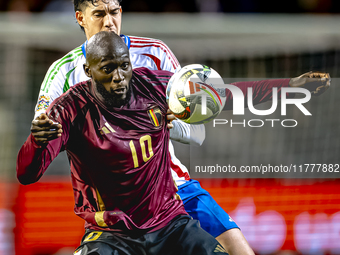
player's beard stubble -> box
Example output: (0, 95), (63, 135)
(96, 81), (131, 108)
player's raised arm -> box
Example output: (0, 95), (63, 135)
(224, 78), (291, 110)
(224, 71), (330, 110)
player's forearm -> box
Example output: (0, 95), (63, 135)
(170, 120), (205, 146)
(16, 134), (53, 185)
(224, 79), (291, 110)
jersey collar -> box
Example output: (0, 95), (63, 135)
(81, 34), (131, 59)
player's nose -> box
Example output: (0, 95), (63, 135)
(103, 14), (114, 28)
(112, 69), (123, 83)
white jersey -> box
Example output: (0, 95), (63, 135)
(34, 35), (205, 185)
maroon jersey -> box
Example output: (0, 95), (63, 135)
(17, 67), (187, 235)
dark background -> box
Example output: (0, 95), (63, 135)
(1, 0), (340, 13)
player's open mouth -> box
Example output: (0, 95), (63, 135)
(113, 88), (126, 94)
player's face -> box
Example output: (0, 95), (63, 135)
(77, 0), (122, 40)
(87, 45), (132, 107)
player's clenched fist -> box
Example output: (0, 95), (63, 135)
(31, 113), (62, 145)
(289, 71), (331, 96)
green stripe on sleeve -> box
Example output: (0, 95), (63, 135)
(43, 51), (83, 93)
(42, 47), (82, 92)
(63, 67), (76, 93)
(42, 47), (82, 91)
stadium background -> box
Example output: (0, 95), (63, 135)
(0, 0), (340, 254)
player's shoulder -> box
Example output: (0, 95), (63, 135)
(47, 81), (95, 125)
(40, 43), (87, 97)
(127, 35), (169, 47)
(49, 81), (89, 112)
(127, 35), (174, 55)
(124, 35), (180, 72)
(133, 67), (174, 79)
(49, 45), (84, 72)
(132, 67), (173, 98)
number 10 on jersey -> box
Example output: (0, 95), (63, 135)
(129, 135), (154, 168)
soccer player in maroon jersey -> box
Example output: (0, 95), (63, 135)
(32, 0), (255, 254)
(17, 31), (229, 255)
(30, 1), (329, 254)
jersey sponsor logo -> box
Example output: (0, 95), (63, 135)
(214, 244), (227, 253)
(36, 95), (51, 112)
(147, 107), (163, 127)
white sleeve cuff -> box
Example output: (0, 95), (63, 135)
(169, 120), (205, 146)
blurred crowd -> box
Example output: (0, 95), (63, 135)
(0, 0), (339, 13)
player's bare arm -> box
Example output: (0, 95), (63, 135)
(31, 113), (62, 145)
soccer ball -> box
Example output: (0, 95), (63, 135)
(167, 64), (226, 125)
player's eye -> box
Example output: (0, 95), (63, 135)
(110, 8), (120, 15)
(93, 12), (104, 17)
(121, 62), (129, 70)
(102, 66), (112, 73)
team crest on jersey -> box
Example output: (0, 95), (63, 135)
(36, 95), (51, 111)
(147, 107), (163, 127)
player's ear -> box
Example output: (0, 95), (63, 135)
(83, 64), (92, 78)
(75, 11), (85, 27)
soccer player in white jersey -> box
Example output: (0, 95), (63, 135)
(32, 0), (254, 254)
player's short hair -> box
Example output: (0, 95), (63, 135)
(86, 31), (127, 64)
(73, 0), (122, 32)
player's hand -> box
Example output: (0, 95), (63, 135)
(166, 109), (176, 129)
(31, 113), (62, 145)
(289, 71), (330, 96)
